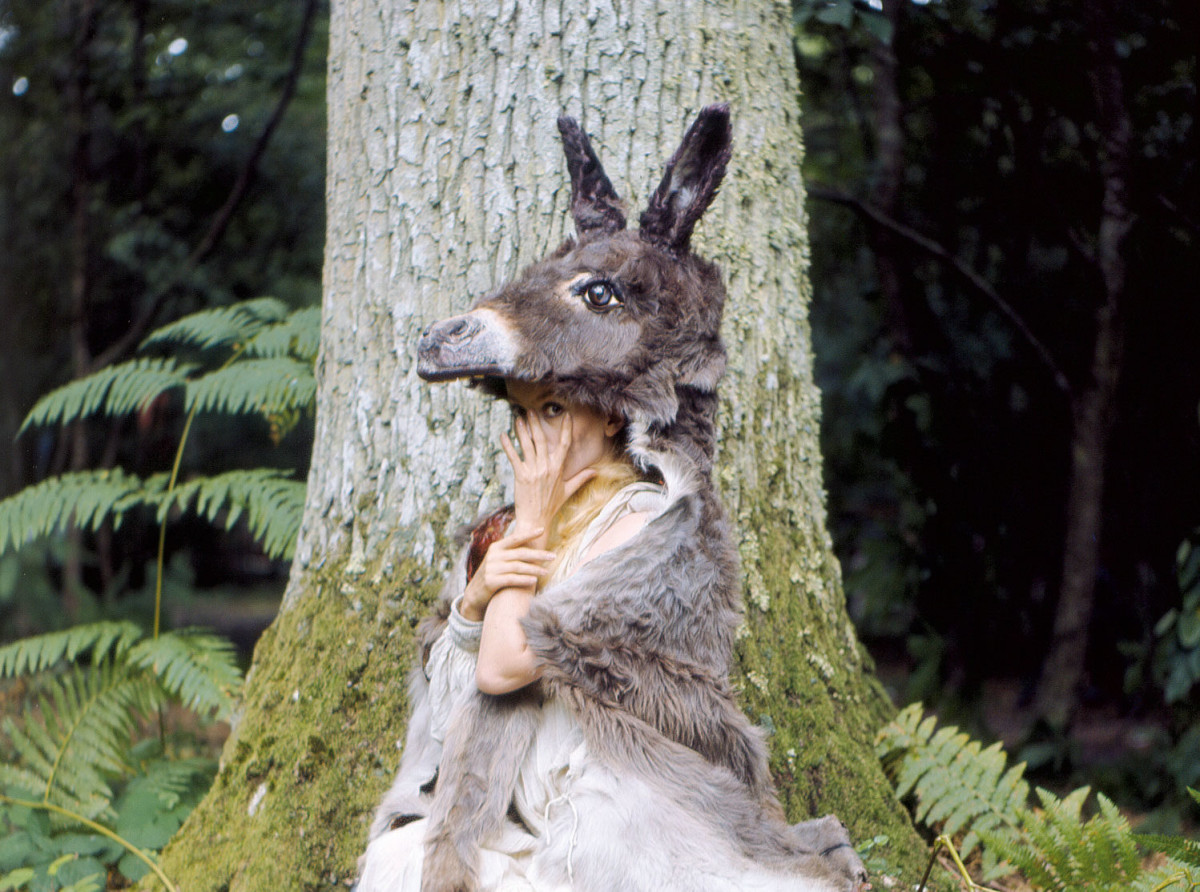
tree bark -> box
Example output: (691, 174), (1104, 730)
(158, 1), (930, 887)
(1034, 0), (1133, 731)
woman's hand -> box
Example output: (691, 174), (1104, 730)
(460, 528), (556, 622)
(500, 412), (596, 545)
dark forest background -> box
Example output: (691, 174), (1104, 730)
(0, 0), (1196, 843)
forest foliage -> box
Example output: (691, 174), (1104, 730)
(796, 0), (1198, 822)
(0, 0), (1197, 887)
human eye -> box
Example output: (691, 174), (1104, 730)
(542, 402), (564, 418)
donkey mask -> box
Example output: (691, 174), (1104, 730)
(373, 107), (868, 892)
(417, 107), (732, 475)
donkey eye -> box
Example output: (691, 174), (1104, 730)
(576, 279), (622, 313)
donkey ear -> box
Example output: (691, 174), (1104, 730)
(558, 116), (627, 238)
(639, 104), (732, 253)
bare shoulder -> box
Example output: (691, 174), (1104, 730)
(579, 510), (652, 567)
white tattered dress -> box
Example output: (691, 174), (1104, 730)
(357, 482), (666, 892)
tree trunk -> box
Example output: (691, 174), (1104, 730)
(1034, 0), (1132, 732)
(158, 0), (929, 887)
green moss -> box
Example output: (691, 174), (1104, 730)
(726, 364), (945, 890)
(149, 553), (443, 892)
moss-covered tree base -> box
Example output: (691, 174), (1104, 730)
(151, 557), (440, 890)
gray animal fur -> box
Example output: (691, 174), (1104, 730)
(367, 107), (867, 892)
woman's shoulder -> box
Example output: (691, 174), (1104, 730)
(574, 481), (666, 566)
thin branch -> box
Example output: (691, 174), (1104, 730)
(808, 183), (1073, 398)
(90, 0), (321, 371)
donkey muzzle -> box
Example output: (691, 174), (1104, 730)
(416, 310), (517, 382)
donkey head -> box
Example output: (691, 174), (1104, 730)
(417, 105), (732, 471)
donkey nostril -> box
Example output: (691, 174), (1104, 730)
(421, 325), (432, 338)
(446, 318), (470, 338)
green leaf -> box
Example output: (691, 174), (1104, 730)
(141, 297), (291, 351)
(126, 631), (242, 721)
(160, 469), (305, 559)
(0, 470), (165, 558)
(859, 9), (894, 44)
(244, 306), (321, 362)
(1178, 539), (1200, 593)
(2, 664), (162, 820)
(0, 869), (35, 891)
(1178, 608), (1200, 648)
(20, 358), (192, 432)
(0, 621), (143, 678)
(184, 357), (316, 418)
(815, 0), (854, 28)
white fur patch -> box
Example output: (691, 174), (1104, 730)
(625, 419), (700, 503)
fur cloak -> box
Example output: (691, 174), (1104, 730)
(364, 106), (867, 892)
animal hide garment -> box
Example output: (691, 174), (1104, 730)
(364, 437), (865, 892)
(363, 104), (867, 892)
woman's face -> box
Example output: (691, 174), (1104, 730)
(504, 380), (623, 479)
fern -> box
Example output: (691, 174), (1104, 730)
(888, 707), (1200, 892)
(979, 787), (1143, 891)
(244, 305), (321, 362)
(0, 469), (157, 556)
(1, 664), (161, 821)
(0, 621), (142, 677)
(125, 631), (241, 721)
(140, 296), (291, 351)
(19, 357), (194, 432)
(877, 702), (1027, 873)
(0, 467), (304, 561)
(0, 623), (240, 889)
(1138, 833), (1200, 870)
(161, 469), (305, 559)
(184, 356), (316, 417)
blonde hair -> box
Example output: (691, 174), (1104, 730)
(544, 456), (641, 582)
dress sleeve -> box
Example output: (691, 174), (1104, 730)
(425, 595), (482, 745)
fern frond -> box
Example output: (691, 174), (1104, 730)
(19, 358), (193, 433)
(244, 306), (321, 362)
(126, 631), (242, 721)
(1139, 833), (1200, 869)
(1, 665), (162, 820)
(981, 786), (1146, 892)
(0, 469), (165, 557)
(128, 756), (216, 811)
(141, 296), (290, 351)
(875, 703), (1027, 861)
(160, 469), (305, 559)
(0, 621), (143, 678)
(184, 357), (316, 418)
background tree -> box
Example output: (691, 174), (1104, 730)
(797, 0), (1198, 819)
(0, 0), (326, 633)
(156, 0), (934, 887)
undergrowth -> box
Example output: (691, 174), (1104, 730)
(0, 298), (316, 890)
(878, 703), (1200, 891)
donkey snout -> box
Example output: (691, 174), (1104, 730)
(415, 311), (515, 382)
(442, 315), (482, 342)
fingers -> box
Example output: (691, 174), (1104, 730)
(500, 431), (521, 469)
(502, 547), (557, 564)
(504, 526), (546, 546)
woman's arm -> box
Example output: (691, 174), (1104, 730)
(475, 510), (652, 695)
(475, 412), (594, 694)
(475, 587), (540, 694)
